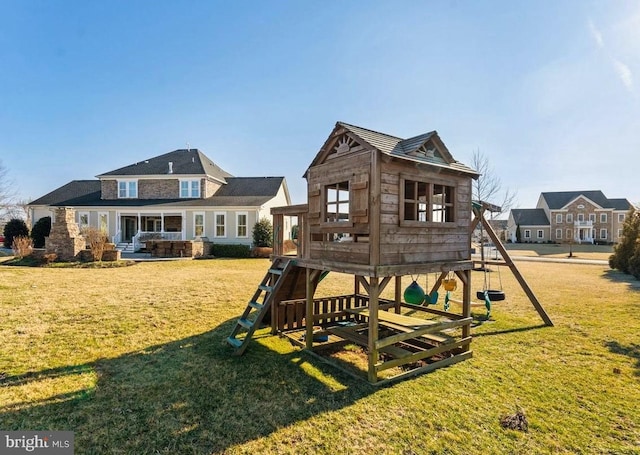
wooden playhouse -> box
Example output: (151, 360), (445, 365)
(228, 121), (503, 384)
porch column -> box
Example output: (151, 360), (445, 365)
(161, 212), (165, 234)
(182, 211), (186, 240)
(137, 213), (141, 235)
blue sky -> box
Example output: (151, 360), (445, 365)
(2, 1), (639, 209)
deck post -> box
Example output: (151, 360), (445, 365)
(461, 269), (471, 346)
(394, 276), (402, 314)
(305, 267), (314, 349)
(368, 276), (380, 383)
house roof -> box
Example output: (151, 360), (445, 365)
(97, 149), (233, 183)
(29, 177), (285, 209)
(541, 190), (632, 211)
(29, 180), (102, 206)
(307, 121), (478, 177)
(511, 208), (549, 226)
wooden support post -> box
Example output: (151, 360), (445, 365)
(461, 269), (471, 344)
(394, 276), (402, 314)
(431, 271), (447, 294)
(368, 276), (380, 384)
(354, 275), (360, 296)
(472, 205), (554, 327)
(305, 267), (314, 349)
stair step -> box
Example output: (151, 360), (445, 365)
(269, 268), (283, 275)
(258, 285), (273, 293)
(248, 301), (264, 310)
(226, 337), (243, 348)
(238, 318), (253, 329)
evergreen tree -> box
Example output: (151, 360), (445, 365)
(31, 216), (51, 248)
(609, 207), (640, 274)
(3, 218), (29, 248)
(252, 217), (273, 247)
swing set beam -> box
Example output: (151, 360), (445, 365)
(471, 201), (553, 327)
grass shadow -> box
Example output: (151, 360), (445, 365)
(0, 319), (374, 453)
(602, 269), (640, 291)
(604, 340), (640, 376)
(472, 323), (549, 338)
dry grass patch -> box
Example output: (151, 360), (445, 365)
(0, 258), (639, 454)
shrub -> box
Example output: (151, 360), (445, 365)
(3, 218), (29, 248)
(31, 216), (52, 248)
(211, 243), (251, 258)
(609, 208), (640, 274)
(252, 217), (273, 247)
(627, 239), (640, 279)
(82, 227), (108, 262)
(12, 236), (33, 259)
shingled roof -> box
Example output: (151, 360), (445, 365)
(511, 208), (550, 226)
(97, 149), (233, 183)
(307, 122), (478, 177)
(541, 190), (632, 210)
(30, 177), (285, 208)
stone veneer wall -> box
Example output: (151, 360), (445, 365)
(101, 179), (117, 199)
(45, 207), (86, 261)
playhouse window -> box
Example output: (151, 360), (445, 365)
(325, 181), (350, 222)
(403, 179), (454, 223)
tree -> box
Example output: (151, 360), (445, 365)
(31, 216), (51, 248)
(0, 160), (18, 214)
(3, 218), (29, 248)
(252, 217), (273, 248)
(609, 207), (640, 274)
(471, 149), (517, 214)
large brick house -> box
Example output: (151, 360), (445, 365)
(28, 148), (291, 251)
(507, 190), (634, 244)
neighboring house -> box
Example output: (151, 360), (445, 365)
(28, 149), (291, 252)
(507, 190), (635, 244)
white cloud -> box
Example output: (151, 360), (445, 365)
(588, 19), (604, 48)
(612, 58), (634, 91)
(587, 18), (635, 94)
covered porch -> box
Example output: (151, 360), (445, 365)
(574, 221), (594, 244)
(113, 211), (186, 251)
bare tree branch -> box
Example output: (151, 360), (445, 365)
(471, 149), (517, 216)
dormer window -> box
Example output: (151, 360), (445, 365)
(180, 179), (201, 198)
(118, 180), (138, 198)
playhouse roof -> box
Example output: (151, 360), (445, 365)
(306, 122), (478, 178)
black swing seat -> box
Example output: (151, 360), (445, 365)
(476, 290), (506, 301)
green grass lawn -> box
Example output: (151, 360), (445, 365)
(0, 258), (638, 454)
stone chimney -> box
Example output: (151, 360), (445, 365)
(45, 207), (86, 261)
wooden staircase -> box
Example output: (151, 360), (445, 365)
(227, 257), (294, 355)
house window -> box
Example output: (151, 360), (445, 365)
(600, 228), (607, 240)
(214, 212), (226, 237)
(402, 179), (455, 223)
(180, 179), (201, 198)
(118, 180), (138, 198)
(78, 212), (90, 230)
(237, 212), (248, 238)
(618, 229), (623, 239)
(566, 229), (572, 239)
(537, 230), (544, 239)
(589, 214), (596, 222)
(618, 213), (625, 222)
(577, 213), (584, 222)
(600, 213), (607, 223)
(524, 229), (531, 239)
(99, 212), (109, 234)
(556, 214), (562, 223)
(556, 229), (562, 239)
(194, 212), (204, 237)
(566, 214), (573, 223)
(325, 181), (350, 222)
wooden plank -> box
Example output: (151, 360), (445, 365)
(370, 151), (381, 266)
(375, 317), (472, 349)
(375, 351), (473, 386)
(305, 268), (313, 349)
(376, 336), (472, 371)
(346, 307), (437, 328)
(368, 277), (380, 383)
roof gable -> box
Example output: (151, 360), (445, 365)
(305, 121), (478, 178)
(97, 149), (233, 183)
(541, 190), (632, 211)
